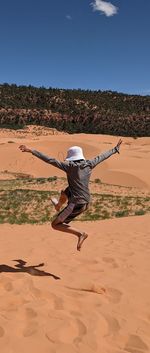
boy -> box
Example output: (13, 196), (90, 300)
(19, 139), (122, 251)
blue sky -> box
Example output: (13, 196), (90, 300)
(0, 0), (150, 95)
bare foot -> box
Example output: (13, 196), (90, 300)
(50, 198), (60, 211)
(77, 233), (88, 251)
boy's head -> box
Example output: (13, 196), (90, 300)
(65, 146), (85, 161)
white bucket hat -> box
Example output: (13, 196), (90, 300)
(65, 146), (85, 161)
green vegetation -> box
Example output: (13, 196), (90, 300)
(0, 83), (150, 136)
(0, 178), (149, 224)
(0, 176), (58, 190)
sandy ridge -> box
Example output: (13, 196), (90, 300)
(0, 216), (150, 353)
(0, 127), (150, 352)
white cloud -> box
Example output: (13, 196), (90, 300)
(91, 0), (118, 17)
(66, 14), (72, 20)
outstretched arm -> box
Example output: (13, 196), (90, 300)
(19, 145), (68, 172)
(89, 139), (122, 168)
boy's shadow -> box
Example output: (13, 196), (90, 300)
(0, 259), (60, 280)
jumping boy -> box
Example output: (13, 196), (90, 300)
(19, 139), (122, 251)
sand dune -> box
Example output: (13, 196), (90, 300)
(0, 129), (150, 189)
(0, 127), (150, 352)
(0, 216), (150, 353)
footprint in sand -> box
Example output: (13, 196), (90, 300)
(28, 279), (42, 298)
(0, 277), (13, 292)
(106, 287), (122, 304)
(4, 281), (13, 292)
(124, 334), (149, 352)
(53, 294), (64, 310)
(102, 256), (118, 268)
(25, 307), (37, 319)
(0, 327), (5, 338)
(46, 315), (79, 344)
(100, 313), (120, 336)
(71, 306), (112, 349)
(70, 310), (81, 317)
(73, 318), (87, 345)
(23, 321), (38, 337)
(46, 293), (64, 310)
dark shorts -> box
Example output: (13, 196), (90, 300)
(56, 202), (89, 224)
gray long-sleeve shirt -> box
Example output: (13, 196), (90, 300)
(32, 147), (118, 204)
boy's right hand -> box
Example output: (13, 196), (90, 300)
(115, 139), (122, 153)
(19, 145), (32, 153)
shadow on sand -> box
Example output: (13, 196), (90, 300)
(0, 259), (60, 280)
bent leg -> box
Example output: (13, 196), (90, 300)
(51, 202), (89, 251)
(51, 190), (68, 211)
(51, 218), (88, 251)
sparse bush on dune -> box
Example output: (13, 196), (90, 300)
(0, 178), (150, 224)
(0, 83), (150, 136)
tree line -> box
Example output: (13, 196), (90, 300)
(0, 83), (150, 136)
